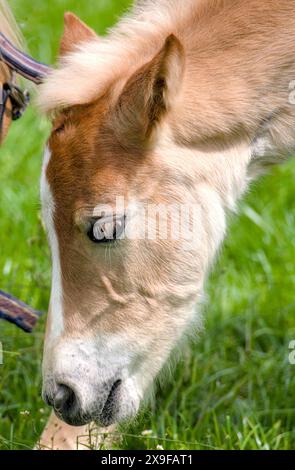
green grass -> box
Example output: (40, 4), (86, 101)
(1, 0), (295, 451)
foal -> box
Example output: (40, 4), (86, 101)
(38, 0), (295, 439)
(0, 0), (101, 450)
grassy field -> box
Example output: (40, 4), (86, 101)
(1, 0), (295, 451)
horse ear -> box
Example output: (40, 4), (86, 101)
(114, 34), (185, 148)
(60, 12), (98, 56)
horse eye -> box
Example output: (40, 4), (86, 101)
(53, 123), (65, 134)
(87, 216), (126, 244)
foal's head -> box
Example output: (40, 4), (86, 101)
(40, 13), (234, 427)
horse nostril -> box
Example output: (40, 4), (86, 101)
(53, 384), (76, 414)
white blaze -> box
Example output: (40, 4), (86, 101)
(40, 147), (64, 342)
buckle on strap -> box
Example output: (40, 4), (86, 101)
(6, 82), (30, 121)
(0, 82), (30, 123)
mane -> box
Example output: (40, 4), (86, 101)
(0, 0), (22, 46)
(37, 0), (201, 113)
(0, 0), (23, 78)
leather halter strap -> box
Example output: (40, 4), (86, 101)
(0, 31), (51, 137)
(0, 32), (51, 84)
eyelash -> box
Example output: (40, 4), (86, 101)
(87, 216), (126, 244)
(54, 123), (65, 134)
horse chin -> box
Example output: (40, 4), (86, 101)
(94, 379), (141, 427)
